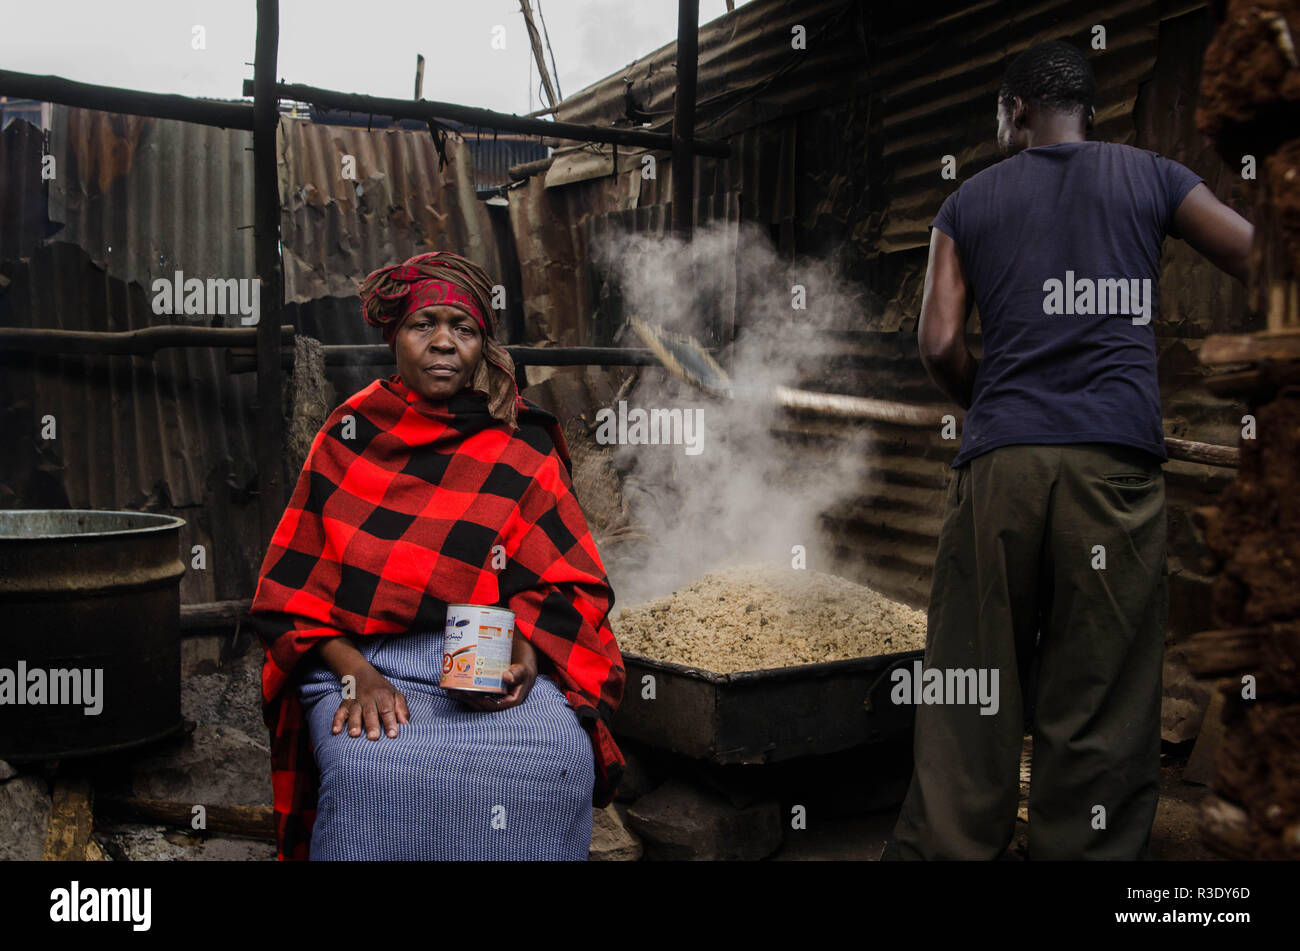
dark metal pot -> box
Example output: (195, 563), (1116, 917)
(0, 509), (186, 761)
(613, 648), (924, 764)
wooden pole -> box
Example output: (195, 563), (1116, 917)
(0, 324), (293, 355)
(241, 79), (731, 158)
(0, 69), (253, 130)
(253, 0), (285, 546)
(672, 0), (700, 239)
(518, 0), (559, 110)
(96, 797), (276, 841)
(225, 344), (667, 372)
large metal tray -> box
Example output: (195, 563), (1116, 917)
(611, 647), (924, 764)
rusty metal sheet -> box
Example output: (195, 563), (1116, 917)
(277, 118), (503, 305)
(47, 104), (257, 295)
(545, 147), (615, 188)
(556, 0), (873, 142)
(0, 117), (54, 265)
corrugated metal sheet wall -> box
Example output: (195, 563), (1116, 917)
(277, 119), (501, 304)
(0, 106), (503, 605)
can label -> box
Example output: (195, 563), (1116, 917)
(442, 605), (516, 694)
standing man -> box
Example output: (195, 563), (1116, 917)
(886, 40), (1253, 860)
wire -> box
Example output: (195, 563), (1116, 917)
(535, 0), (563, 102)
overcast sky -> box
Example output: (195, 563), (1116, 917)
(0, 0), (753, 114)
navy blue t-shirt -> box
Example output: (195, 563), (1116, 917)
(932, 141), (1204, 468)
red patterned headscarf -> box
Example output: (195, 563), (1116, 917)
(399, 278), (487, 336)
(357, 251), (520, 428)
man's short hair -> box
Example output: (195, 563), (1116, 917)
(997, 40), (1096, 117)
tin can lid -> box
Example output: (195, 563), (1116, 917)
(445, 603), (515, 617)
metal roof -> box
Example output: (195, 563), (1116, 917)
(552, 0), (1210, 254)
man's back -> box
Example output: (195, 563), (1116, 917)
(893, 37), (1254, 863)
(933, 141), (1204, 467)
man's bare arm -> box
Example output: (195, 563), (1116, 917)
(918, 228), (979, 410)
(1170, 182), (1254, 284)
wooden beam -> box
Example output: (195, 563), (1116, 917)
(1200, 328), (1300, 365)
(0, 68), (254, 130)
(0, 325), (294, 356)
(508, 155), (556, 180)
(773, 386), (948, 426)
(1204, 361), (1300, 397)
(1164, 436), (1240, 468)
(226, 344), (667, 373)
(240, 79), (731, 158)
(96, 797), (276, 841)
(180, 599), (252, 632)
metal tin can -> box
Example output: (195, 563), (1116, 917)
(442, 604), (516, 694)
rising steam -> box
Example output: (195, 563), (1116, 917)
(593, 222), (878, 606)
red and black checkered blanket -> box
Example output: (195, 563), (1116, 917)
(249, 374), (625, 860)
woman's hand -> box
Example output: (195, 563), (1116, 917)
(314, 637), (411, 740)
(332, 665), (411, 739)
(446, 633), (538, 712)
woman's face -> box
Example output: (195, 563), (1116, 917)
(394, 304), (484, 401)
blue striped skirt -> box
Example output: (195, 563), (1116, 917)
(295, 630), (595, 861)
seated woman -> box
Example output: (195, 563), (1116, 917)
(250, 251), (626, 861)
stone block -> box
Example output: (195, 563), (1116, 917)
(626, 778), (781, 861)
(0, 774), (51, 861)
(589, 803), (642, 861)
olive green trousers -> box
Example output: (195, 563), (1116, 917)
(889, 443), (1168, 860)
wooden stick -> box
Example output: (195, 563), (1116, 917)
(518, 0), (559, 111)
(97, 797), (276, 841)
(628, 319), (1241, 463)
(1204, 362), (1300, 396)
(771, 385), (949, 426)
(0, 325), (294, 356)
(1200, 329), (1300, 365)
(239, 80), (731, 158)
(1164, 437), (1239, 468)
(180, 599), (252, 631)
(226, 344), (665, 373)
(0, 68), (253, 130)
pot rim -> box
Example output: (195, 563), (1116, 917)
(0, 508), (187, 540)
